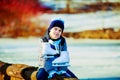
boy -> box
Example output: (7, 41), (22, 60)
(37, 19), (77, 80)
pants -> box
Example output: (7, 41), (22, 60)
(36, 68), (78, 80)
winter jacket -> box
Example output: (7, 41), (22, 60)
(39, 31), (70, 73)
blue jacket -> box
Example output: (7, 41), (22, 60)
(40, 31), (69, 72)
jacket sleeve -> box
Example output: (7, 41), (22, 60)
(38, 39), (55, 68)
(38, 39), (44, 68)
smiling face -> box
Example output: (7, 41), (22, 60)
(49, 26), (62, 39)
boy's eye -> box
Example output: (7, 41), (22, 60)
(59, 29), (62, 32)
(54, 28), (57, 30)
(53, 27), (62, 32)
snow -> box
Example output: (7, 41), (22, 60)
(37, 11), (120, 32)
(0, 38), (120, 78)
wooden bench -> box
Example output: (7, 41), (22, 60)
(0, 61), (79, 80)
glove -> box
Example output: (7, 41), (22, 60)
(41, 42), (57, 58)
(52, 51), (70, 66)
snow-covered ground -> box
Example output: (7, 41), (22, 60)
(34, 11), (120, 32)
(0, 38), (120, 79)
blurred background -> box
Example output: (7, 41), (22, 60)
(0, 0), (120, 80)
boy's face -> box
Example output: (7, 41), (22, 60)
(49, 26), (62, 39)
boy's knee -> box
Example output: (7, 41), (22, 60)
(37, 68), (48, 79)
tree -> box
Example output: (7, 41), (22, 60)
(0, 0), (52, 37)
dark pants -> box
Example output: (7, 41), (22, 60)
(36, 68), (78, 80)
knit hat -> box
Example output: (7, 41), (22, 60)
(48, 19), (64, 32)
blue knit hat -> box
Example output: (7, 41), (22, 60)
(48, 19), (64, 32)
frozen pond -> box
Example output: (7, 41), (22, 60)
(0, 38), (120, 79)
(35, 11), (120, 32)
